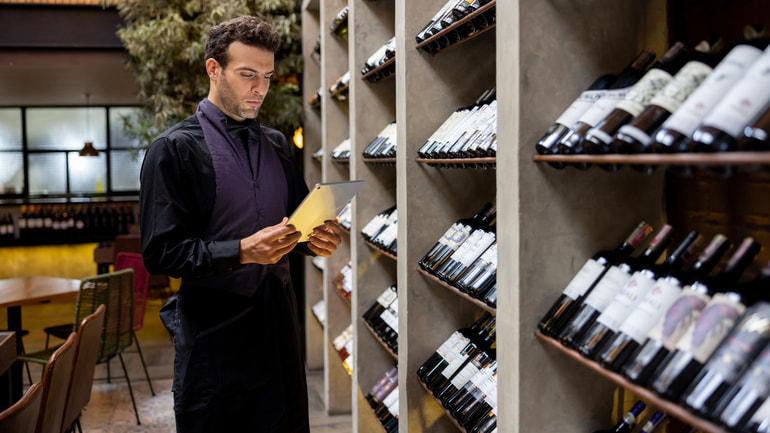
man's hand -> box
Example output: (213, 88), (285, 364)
(239, 217), (302, 264)
(307, 220), (342, 257)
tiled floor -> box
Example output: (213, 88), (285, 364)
(9, 294), (352, 433)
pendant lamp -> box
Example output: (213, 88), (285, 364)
(79, 93), (99, 157)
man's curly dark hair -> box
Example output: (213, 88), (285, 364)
(204, 16), (281, 69)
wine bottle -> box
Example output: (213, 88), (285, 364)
(716, 343), (770, 431)
(639, 412), (667, 433)
(364, 286), (398, 328)
(621, 234), (732, 385)
(688, 45), (770, 153)
(584, 42), (689, 156)
(456, 241), (497, 297)
(737, 105), (770, 151)
(419, 203), (495, 274)
(648, 28), (769, 154)
(576, 230), (700, 360)
(455, 369), (497, 430)
(535, 73), (618, 158)
(592, 401), (647, 433)
(366, 366), (398, 409)
(445, 358), (497, 414)
(416, 0), (455, 43)
(435, 221), (496, 284)
(436, 347), (495, 407)
(556, 49), (657, 168)
(745, 393), (770, 433)
(557, 225), (674, 348)
(426, 317), (496, 393)
(482, 282), (497, 308)
(649, 237), (762, 401)
(417, 313), (492, 383)
(614, 36), (724, 157)
(361, 205), (396, 241)
(683, 301), (770, 417)
(537, 221), (653, 336)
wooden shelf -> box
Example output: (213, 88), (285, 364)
(417, 268), (496, 315)
(535, 332), (730, 433)
(329, 82), (349, 99)
(415, 1), (496, 55)
(363, 319), (398, 360)
(362, 56), (395, 83)
(331, 157), (350, 164)
(533, 152), (770, 167)
(363, 238), (397, 261)
(363, 157), (397, 165)
(416, 157), (496, 168)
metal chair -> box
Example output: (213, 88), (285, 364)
(113, 252), (155, 396)
(35, 332), (76, 433)
(60, 305), (105, 433)
(20, 270), (142, 425)
(0, 382), (43, 433)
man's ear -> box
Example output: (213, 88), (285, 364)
(205, 58), (220, 81)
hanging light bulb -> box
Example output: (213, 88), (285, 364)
(79, 93), (99, 157)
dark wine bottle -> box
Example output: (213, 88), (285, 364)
(535, 74), (618, 158)
(420, 204), (496, 275)
(455, 369), (497, 430)
(737, 105), (770, 151)
(435, 222), (496, 284)
(649, 237), (762, 401)
(557, 225), (674, 348)
(537, 221), (653, 336)
(614, 36), (724, 156)
(456, 241), (497, 297)
(416, 313), (492, 383)
(688, 45), (770, 153)
(437, 347), (495, 407)
(576, 230), (700, 360)
(592, 401), (647, 433)
(445, 358), (497, 414)
(638, 411), (667, 433)
(683, 301), (770, 417)
(584, 42), (689, 155)
(716, 341), (770, 431)
(364, 285), (398, 327)
(426, 317), (496, 393)
(621, 234), (732, 385)
(556, 49), (657, 168)
(647, 28), (769, 154)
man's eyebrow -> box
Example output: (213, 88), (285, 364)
(236, 67), (275, 75)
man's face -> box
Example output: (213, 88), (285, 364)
(208, 41), (275, 122)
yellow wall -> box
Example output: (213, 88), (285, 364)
(0, 243), (101, 279)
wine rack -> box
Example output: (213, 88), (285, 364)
(417, 269), (496, 315)
(414, 0), (496, 55)
(304, 0), (770, 432)
(363, 319), (398, 361)
(364, 238), (398, 262)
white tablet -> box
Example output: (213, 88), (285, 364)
(287, 180), (365, 242)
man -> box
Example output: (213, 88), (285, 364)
(139, 16), (341, 433)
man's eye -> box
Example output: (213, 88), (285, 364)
(242, 74), (256, 80)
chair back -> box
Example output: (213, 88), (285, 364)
(73, 269), (134, 364)
(35, 332), (77, 433)
(60, 304), (105, 433)
(114, 252), (150, 331)
(0, 382), (43, 433)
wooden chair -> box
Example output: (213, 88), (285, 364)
(35, 332), (77, 433)
(60, 305), (105, 433)
(0, 382), (43, 433)
(20, 270), (142, 425)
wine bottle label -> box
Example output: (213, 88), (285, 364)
(377, 223), (399, 246)
(649, 61), (713, 114)
(647, 286), (710, 350)
(382, 385), (399, 410)
(450, 357), (484, 389)
(701, 49), (770, 137)
(376, 288), (398, 308)
(441, 344), (473, 378)
(437, 332), (470, 364)
(380, 307), (398, 332)
(575, 88), (630, 127)
(676, 293), (746, 363)
(478, 372), (498, 410)
(17, 218), (26, 229)
(441, 223), (472, 250)
(700, 303), (770, 381)
(661, 45), (764, 137)
(618, 277), (683, 343)
(457, 232), (496, 268)
(361, 215), (386, 237)
(562, 258), (606, 300)
(615, 68), (674, 117)
(554, 89), (607, 127)
(583, 266), (633, 312)
(596, 271), (658, 331)
(479, 243), (497, 266)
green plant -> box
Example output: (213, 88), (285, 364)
(115, 0), (304, 148)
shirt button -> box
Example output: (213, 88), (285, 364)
(258, 209), (265, 216)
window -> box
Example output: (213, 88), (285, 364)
(0, 106), (143, 198)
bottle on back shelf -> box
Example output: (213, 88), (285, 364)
(613, 36), (725, 157)
(583, 42), (689, 158)
(648, 25), (769, 154)
(649, 237), (762, 401)
(557, 224), (674, 348)
(687, 45), (770, 153)
(537, 221), (653, 336)
(621, 234), (732, 385)
(592, 401), (647, 433)
(576, 230), (701, 360)
(556, 49), (657, 169)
